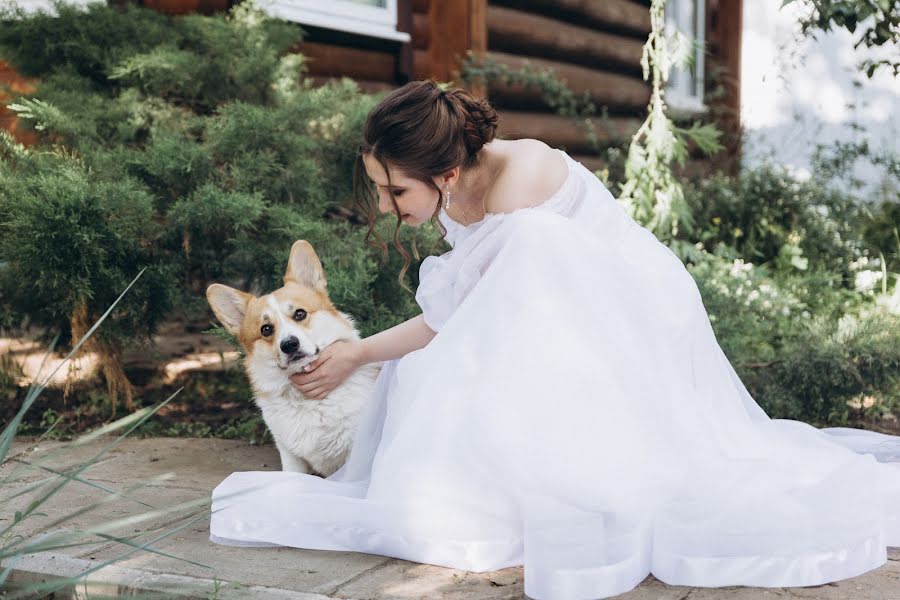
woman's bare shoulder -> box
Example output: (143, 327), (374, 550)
(484, 139), (568, 215)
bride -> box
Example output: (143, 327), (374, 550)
(210, 79), (900, 599)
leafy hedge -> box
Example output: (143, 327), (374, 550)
(670, 167), (900, 425)
(0, 1), (444, 410)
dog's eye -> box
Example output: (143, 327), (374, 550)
(260, 324), (274, 337)
(293, 309), (307, 321)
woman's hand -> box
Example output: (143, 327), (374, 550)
(289, 339), (364, 400)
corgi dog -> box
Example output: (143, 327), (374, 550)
(206, 240), (381, 477)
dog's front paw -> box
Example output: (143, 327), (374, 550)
(278, 449), (312, 473)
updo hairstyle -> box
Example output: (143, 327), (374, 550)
(351, 79), (499, 291)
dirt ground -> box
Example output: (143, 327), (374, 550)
(2, 320), (268, 442)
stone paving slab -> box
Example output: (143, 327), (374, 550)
(2, 436), (899, 599)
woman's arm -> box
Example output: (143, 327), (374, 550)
(356, 312), (437, 365)
(290, 313), (436, 399)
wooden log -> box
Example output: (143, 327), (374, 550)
(397, 0), (413, 84)
(488, 5), (643, 73)
(413, 49), (430, 80)
(0, 60), (40, 147)
(307, 76), (396, 94)
(482, 50), (650, 113)
(412, 11), (429, 49)
(705, 0), (743, 174)
(497, 110), (639, 153)
(491, 0), (650, 36)
(429, 0), (487, 96)
(141, 0), (228, 15)
(294, 42), (395, 82)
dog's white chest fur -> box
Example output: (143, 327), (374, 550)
(248, 358), (381, 477)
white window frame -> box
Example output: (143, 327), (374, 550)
(665, 0), (706, 115)
(258, 0), (411, 43)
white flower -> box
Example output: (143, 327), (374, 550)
(836, 314), (859, 343)
(747, 290), (760, 301)
(875, 283), (900, 315)
(849, 256), (870, 271)
(854, 270), (883, 293)
(781, 306), (791, 316)
(729, 259), (752, 277)
(801, 310), (810, 319)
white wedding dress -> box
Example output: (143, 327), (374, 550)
(210, 149), (900, 599)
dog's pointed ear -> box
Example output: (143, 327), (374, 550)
(284, 240), (326, 291)
(206, 284), (252, 336)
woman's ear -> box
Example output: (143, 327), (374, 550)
(434, 166), (461, 190)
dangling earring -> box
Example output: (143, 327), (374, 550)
(443, 185), (451, 210)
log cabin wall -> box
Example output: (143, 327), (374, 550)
(480, 0), (653, 171)
(0, 0), (741, 172)
(290, 0), (654, 172)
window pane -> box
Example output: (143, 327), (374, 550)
(346, 0), (387, 6)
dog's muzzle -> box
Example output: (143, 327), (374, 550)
(279, 336), (318, 368)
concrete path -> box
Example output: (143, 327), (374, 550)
(1, 436), (898, 599)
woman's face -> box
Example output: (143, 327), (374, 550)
(362, 153), (449, 227)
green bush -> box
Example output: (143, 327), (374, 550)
(680, 166), (868, 280)
(0, 1), (446, 411)
(684, 245), (900, 424)
(674, 164), (900, 425)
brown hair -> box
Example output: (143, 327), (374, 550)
(352, 79), (499, 292)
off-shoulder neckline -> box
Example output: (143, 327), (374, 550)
(439, 148), (574, 231)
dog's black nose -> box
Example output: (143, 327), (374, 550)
(280, 336), (300, 354)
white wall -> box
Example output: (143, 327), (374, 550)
(740, 0), (900, 199)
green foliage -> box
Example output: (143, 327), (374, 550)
(673, 162), (900, 424)
(618, 0), (723, 242)
(683, 237), (900, 424)
(0, 1), (174, 84)
(0, 139), (175, 348)
(0, 0), (438, 393)
(459, 53), (598, 120)
(747, 305), (900, 425)
(679, 166), (869, 278)
(0, 0), (304, 107)
(782, 0), (900, 77)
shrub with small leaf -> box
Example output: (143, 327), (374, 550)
(0, 0), (444, 411)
